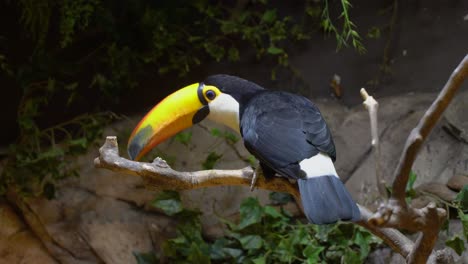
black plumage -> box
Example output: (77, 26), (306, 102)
(204, 74), (360, 224)
(240, 91), (336, 180)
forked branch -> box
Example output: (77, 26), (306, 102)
(368, 54), (468, 263)
(94, 136), (413, 258)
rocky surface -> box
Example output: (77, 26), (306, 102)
(1, 90), (467, 263)
(0, 200), (57, 263)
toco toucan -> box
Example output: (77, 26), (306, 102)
(127, 74), (360, 224)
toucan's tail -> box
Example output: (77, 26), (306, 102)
(298, 175), (360, 224)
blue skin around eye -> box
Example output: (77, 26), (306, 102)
(206, 90), (216, 100)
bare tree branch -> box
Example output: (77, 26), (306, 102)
(392, 54), (468, 201)
(94, 136), (301, 202)
(360, 88), (387, 198)
(368, 54), (468, 263)
(94, 136), (413, 259)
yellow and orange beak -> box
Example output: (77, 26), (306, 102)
(128, 83), (206, 160)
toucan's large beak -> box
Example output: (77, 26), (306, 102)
(127, 83), (208, 160)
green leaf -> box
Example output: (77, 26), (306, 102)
(174, 131), (192, 146)
(224, 132), (239, 144)
(64, 82), (78, 91)
(406, 171), (417, 192)
(353, 229), (370, 259)
(69, 138), (88, 149)
(247, 155), (257, 167)
(133, 251), (158, 264)
(151, 191), (183, 216)
(252, 256), (266, 264)
(303, 245), (324, 262)
(238, 197), (263, 229)
(406, 171), (418, 202)
(343, 250), (361, 264)
(202, 152), (223, 170)
(187, 242), (211, 263)
(262, 10), (276, 23)
(458, 209), (468, 240)
(267, 46), (284, 55)
(269, 192), (293, 205)
(223, 247), (243, 259)
(228, 47), (240, 62)
(455, 185), (468, 211)
(239, 235), (263, 250)
(210, 128), (222, 137)
(263, 206), (283, 219)
(203, 42), (225, 62)
(445, 235), (465, 256)
(39, 147), (65, 160)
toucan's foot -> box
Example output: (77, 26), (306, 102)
(250, 166), (263, 191)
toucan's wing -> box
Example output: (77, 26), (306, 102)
(241, 91), (335, 179)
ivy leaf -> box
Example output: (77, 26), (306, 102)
(202, 152), (223, 170)
(228, 47), (240, 61)
(269, 192), (293, 205)
(186, 242), (211, 263)
(303, 245), (324, 262)
(247, 155), (257, 167)
(343, 250), (361, 264)
(174, 131), (192, 146)
(263, 206), (283, 219)
(252, 256), (266, 264)
(238, 197), (263, 229)
(224, 132), (239, 144)
(445, 235), (465, 256)
(458, 209), (468, 241)
(69, 137), (88, 151)
(39, 147), (65, 160)
(133, 251), (158, 264)
(210, 128), (222, 137)
(151, 191), (183, 216)
(239, 235), (263, 250)
(267, 46), (284, 55)
(64, 82), (78, 91)
(262, 10), (276, 23)
(455, 185), (468, 211)
(353, 229), (370, 259)
(223, 248), (243, 259)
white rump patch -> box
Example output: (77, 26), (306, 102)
(299, 152), (338, 178)
(207, 93), (240, 133)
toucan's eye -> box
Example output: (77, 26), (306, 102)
(205, 90), (216, 100)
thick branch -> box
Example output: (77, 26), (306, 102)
(357, 205), (412, 258)
(367, 55), (468, 264)
(95, 136), (414, 258)
(94, 136), (301, 201)
(392, 54), (468, 200)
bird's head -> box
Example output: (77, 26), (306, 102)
(127, 74), (264, 161)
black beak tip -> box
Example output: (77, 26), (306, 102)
(127, 142), (140, 161)
(127, 125), (154, 161)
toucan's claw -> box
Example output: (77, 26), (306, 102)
(250, 166), (263, 191)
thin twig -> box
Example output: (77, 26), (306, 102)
(360, 88), (387, 198)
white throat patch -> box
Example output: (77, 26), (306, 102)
(207, 93), (240, 133)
